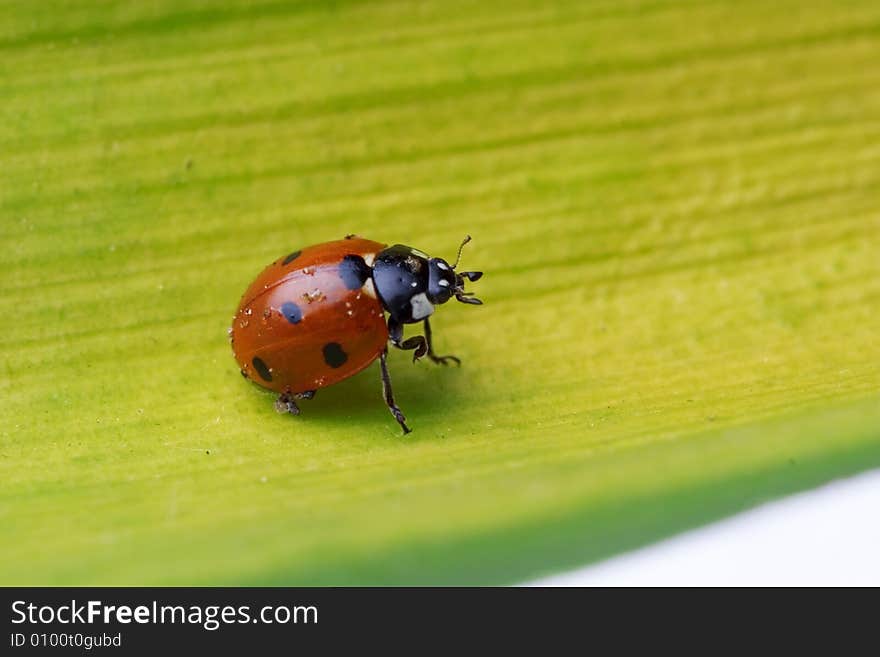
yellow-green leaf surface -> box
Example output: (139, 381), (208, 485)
(2, 0), (879, 585)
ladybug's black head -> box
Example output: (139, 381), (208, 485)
(372, 236), (483, 324)
(426, 235), (483, 306)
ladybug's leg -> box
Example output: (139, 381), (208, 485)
(379, 349), (411, 434)
(274, 390), (300, 415)
(399, 336), (428, 362)
(275, 388), (315, 414)
(388, 317), (428, 363)
(422, 318), (461, 366)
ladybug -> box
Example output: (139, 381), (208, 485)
(230, 234), (483, 433)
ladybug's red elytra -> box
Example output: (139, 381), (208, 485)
(230, 235), (483, 433)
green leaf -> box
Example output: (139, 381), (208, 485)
(2, 0), (879, 585)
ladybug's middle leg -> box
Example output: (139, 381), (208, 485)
(379, 349), (411, 434)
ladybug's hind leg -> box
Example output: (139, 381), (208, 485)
(379, 349), (411, 434)
(274, 390), (300, 415)
(274, 389), (315, 415)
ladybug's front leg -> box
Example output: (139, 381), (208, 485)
(422, 318), (461, 366)
(387, 317), (428, 363)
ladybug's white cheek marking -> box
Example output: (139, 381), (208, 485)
(363, 253), (377, 267)
(410, 292), (434, 320)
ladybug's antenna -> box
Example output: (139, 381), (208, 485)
(451, 235), (483, 306)
(452, 235), (472, 269)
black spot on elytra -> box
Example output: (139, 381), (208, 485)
(252, 357), (272, 381)
(280, 301), (302, 324)
(339, 254), (371, 290)
(322, 342), (348, 368)
(282, 250), (301, 266)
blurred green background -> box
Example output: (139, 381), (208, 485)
(1, 0), (879, 584)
